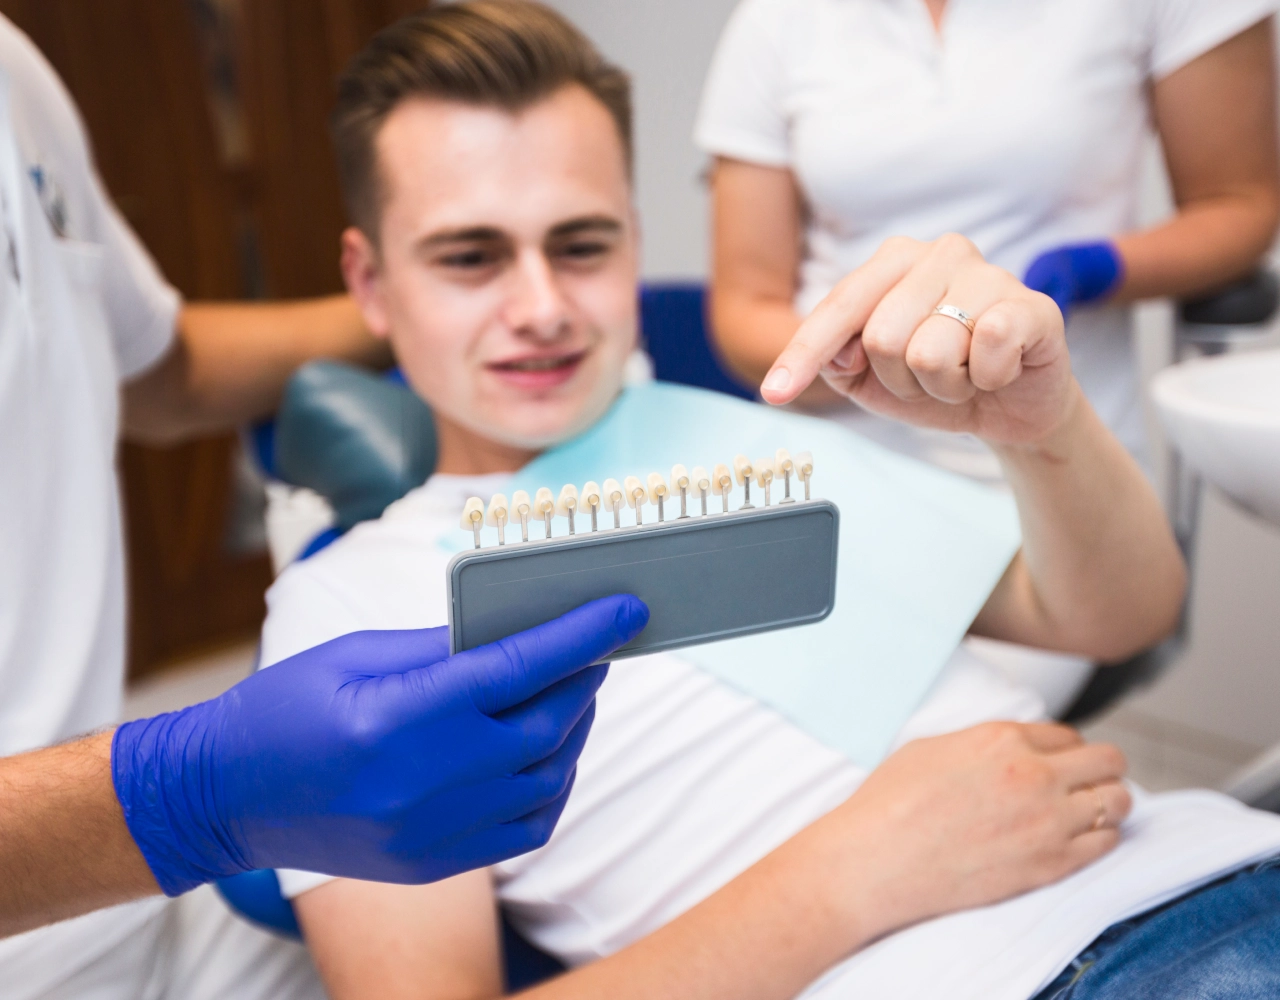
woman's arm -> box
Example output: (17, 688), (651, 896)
(1114, 19), (1280, 302)
(763, 235), (1186, 660)
(122, 294), (393, 445)
(296, 722), (1130, 1000)
(708, 159), (804, 385)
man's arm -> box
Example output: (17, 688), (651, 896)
(122, 294), (392, 444)
(762, 234), (1186, 662)
(0, 733), (157, 938)
(296, 722), (1131, 1000)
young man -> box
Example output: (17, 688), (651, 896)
(259, 4), (1280, 998)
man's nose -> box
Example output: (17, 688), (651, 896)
(503, 251), (570, 342)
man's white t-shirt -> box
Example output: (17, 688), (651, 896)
(694, 0), (1278, 471)
(263, 473), (1280, 1000)
(0, 16), (182, 999)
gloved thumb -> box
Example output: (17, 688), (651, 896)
(449, 595), (649, 715)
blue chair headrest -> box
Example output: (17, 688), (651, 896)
(275, 361), (437, 529)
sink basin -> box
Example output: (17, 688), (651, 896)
(1150, 348), (1280, 528)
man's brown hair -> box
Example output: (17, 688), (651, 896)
(333, 0), (633, 240)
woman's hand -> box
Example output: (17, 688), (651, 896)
(799, 721), (1131, 949)
(761, 234), (1074, 446)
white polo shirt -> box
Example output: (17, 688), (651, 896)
(695, 0), (1278, 469)
(0, 16), (182, 999)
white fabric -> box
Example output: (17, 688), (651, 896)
(263, 473), (1280, 997)
(695, 0), (1279, 462)
(0, 16), (313, 999)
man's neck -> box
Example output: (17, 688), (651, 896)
(433, 415), (542, 475)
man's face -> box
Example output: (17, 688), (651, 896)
(343, 85), (639, 462)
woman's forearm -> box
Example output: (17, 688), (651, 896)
(976, 384), (1187, 660)
(0, 733), (159, 939)
(1113, 188), (1279, 302)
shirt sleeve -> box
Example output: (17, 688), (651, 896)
(1146, 0), (1280, 80)
(94, 185), (181, 381)
(693, 0), (794, 166)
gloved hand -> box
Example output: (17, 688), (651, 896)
(112, 595), (648, 896)
(1022, 241), (1123, 318)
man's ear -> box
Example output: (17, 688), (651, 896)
(341, 227), (391, 340)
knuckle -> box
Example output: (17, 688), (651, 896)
(905, 337), (955, 376)
(860, 317), (898, 357)
(933, 232), (977, 258)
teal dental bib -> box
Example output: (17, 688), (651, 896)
(447, 382), (1020, 768)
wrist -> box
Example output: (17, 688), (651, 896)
(111, 704), (246, 896)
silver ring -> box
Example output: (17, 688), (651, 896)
(933, 304), (976, 333)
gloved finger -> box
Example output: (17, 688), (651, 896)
(499, 770), (579, 854)
(450, 595), (648, 715)
(492, 702), (597, 820)
(274, 624), (452, 679)
(493, 664), (608, 765)
(760, 236), (924, 405)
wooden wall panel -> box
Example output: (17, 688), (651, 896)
(0, 1), (417, 677)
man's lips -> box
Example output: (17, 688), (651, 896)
(485, 350), (588, 390)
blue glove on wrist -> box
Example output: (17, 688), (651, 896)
(112, 594), (648, 896)
(1022, 241), (1123, 318)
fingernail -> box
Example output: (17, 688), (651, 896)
(832, 341), (857, 370)
(762, 367), (790, 393)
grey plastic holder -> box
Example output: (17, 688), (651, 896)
(447, 500), (839, 661)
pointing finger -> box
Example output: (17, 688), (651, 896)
(761, 237), (924, 404)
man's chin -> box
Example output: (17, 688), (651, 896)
(458, 390), (620, 453)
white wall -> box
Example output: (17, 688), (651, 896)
(542, 0), (739, 279)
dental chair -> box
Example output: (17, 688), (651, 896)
(218, 275), (1278, 987)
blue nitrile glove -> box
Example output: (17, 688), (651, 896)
(112, 595), (648, 896)
(1022, 241), (1124, 318)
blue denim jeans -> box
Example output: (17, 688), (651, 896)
(1032, 857), (1280, 999)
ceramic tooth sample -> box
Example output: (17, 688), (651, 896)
(690, 465), (711, 516)
(534, 486), (556, 538)
(734, 454), (755, 510)
(647, 472), (670, 522)
(460, 497), (485, 549)
(754, 458), (775, 506)
(511, 489), (532, 542)
(556, 484), (579, 535)
(581, 480), (602, 532)
(485, 493), (509, 545)
(602, 478), (624, 529)
(624, 475), (648, 525)
(795, 451), (814, 500)
(670, 464), (691, 519)
(711, 463), (733, 513)
(775, 449), (796, 503)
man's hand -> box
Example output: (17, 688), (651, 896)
(809, 722), (1131, 947)
(761, 235), (1074, 446)
(112, 595), (648, 896)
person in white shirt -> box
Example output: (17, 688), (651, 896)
(0, 11), (554, 1000)
(259, 5), (1280, 998)
(698, 0), (1279, 478)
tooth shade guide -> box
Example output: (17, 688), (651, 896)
(485, 493), (509, 545)
(557, 484), (579, 535)
(647, 473), (670, 522)
(461, 497), (485, 549)
(512, 489), (532, 542)
(795, 451), (814, 501)
(691, 465), (710, 516)
(582, 481), (602, 532)
(754, 460), (775, 506)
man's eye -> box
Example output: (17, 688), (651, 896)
(439, 248), (495, 268)
(556, 240), (610, 261)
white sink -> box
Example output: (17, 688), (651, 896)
(1150, 348), (1280, 528)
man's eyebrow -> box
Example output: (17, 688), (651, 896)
(547, 216), (623, 239)
(417, 226), (507, 251)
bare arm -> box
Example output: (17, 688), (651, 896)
(1115, 19), (1280, 301)
(763, 235), (1186, 661)
(123, 294), (393, 444)
(0, 732), (159, 939)
(297, 722), (1131, 1000)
